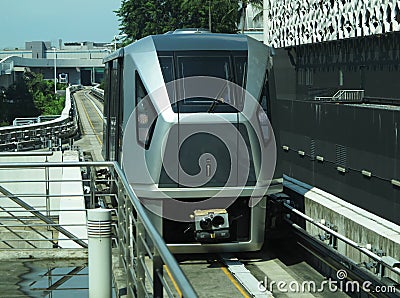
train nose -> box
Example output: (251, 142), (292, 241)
(179, 131), (231, 187)
(159, 122), (257, 188)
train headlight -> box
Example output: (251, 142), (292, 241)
(211, 215), (225, 228)
(199, 217), (212, 230)
(136, 98), (157, 149)
(138, 113), (148, 125)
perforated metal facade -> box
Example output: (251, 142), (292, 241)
(264, 0), (400, 47)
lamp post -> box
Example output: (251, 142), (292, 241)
(51, 47), (57, 94)
(113, 34), (128, 51)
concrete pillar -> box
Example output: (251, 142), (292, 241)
(87, 209), (112, 298)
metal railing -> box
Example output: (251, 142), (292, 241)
(12, 115), (59, 126)
(315, 89), (365, 101)
(278, 176), (400, 286)
(90, 87), (104, 102)
(0, 159), (197, 297)
(0, 87), (78, 152)
(0, 60), (13, 75)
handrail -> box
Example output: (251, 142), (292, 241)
(113, 162), (197, 297)
(315, 89), (364, 101)
(90, 87), (104, 102)
(280, 176), (400, 281)
(0, 184), (88, 248)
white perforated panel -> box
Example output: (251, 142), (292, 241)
(264, 0), (400, 47)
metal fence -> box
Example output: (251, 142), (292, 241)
(0, 159), (197, 297)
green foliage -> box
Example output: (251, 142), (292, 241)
(0, 71), (66, 124)
(239, 0), (263, 33)
(24, 72), (65, 116)
(57, 82), (67, 90)
(0, 76), (38, 124)
(116, 0), (239, 41)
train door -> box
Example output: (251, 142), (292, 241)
(102, 62), (111, 160)
(104, 58), (123, 161)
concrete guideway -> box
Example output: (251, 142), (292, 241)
(73, 89), (104, 161)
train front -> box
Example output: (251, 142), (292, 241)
(122, 33), (279, 253)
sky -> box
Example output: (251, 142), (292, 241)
(0, 0), (121, 49)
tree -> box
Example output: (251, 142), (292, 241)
(181, 0), (238, 33)
(23, 72), (65, 115)
(0, 71), (66, 124)
(116, 0), (239, 41)
(239, 0), (263, 33)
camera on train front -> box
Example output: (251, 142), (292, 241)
(194, 209), (230, 242)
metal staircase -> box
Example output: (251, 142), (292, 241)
(315, 89), (365, 101)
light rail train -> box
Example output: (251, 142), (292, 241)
(102, 30), (280, 252)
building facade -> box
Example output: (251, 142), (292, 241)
(0, 40), (111, 88)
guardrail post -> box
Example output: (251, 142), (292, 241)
(90, 166), (96, 208)
(116, 178), (124, 268)
(153, 250), (163, 298)
(45, 156), (50, 224)
(126, 201), (135, 298)
(88, 209), (112, 298)
(136, 217), (146, 298)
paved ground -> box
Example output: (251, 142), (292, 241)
(0, 259), (89, 297)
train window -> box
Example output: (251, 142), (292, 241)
(234, 56), (247, 88)
(177, 56), (231, 80)
(175, 54), (240, 113)
(159, 56), (174, 83)
(158, 56), (176, 109)
(135, 72), (157, 149)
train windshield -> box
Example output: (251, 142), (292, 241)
(158, 52), (247, 113)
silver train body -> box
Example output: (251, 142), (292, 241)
(102, 31), (280, 253)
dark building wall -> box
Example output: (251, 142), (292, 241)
(276, 33), (400, 100)
(271, 33), (400, 225)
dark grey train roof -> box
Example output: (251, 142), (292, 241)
(150, 33), (249, 51)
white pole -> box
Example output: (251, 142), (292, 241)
(53, 48), (57, 94)
(87, 209), (112, 298)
